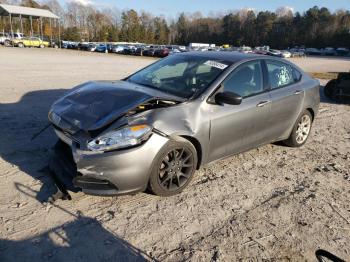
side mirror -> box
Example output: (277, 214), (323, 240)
(215, 91), (242, 105)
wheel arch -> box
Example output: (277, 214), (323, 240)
(306, 108), (315, 121)
(180, 135), (202, 170)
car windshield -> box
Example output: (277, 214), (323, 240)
(127, 54), (231, 98)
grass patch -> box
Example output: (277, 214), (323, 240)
(308, 72), (338, 79)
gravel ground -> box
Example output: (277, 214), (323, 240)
(0, 48), (349, 261)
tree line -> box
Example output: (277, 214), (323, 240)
(1, 0), (350, 48)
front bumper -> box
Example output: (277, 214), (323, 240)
(50, 130), (169, 196)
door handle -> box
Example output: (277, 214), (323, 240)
(256, 101), (271, 107)
(294, 90), (303, 95)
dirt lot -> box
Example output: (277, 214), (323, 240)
(0, 47), (350, 261)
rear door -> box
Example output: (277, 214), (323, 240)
(208, 60), (272, 162)
(264, 59), (304, 141)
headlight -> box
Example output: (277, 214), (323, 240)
(87, 125), (152, 152)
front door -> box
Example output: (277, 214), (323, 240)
(208, 60), (272, 162)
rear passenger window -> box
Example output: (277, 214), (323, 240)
(292, 68), (302, 82)
(266, 61), (297, 89)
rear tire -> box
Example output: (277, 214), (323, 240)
(284, 110), (313, 147)
(149, 137), (197, 196)
(40, 44), (45, 48)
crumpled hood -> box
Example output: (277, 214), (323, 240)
(49, 80), (181, 132)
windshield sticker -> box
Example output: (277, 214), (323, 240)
(204, 60), (228, 70)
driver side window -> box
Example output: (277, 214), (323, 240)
(222, 60), (263, 97)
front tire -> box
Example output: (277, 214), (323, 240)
(40, 44), (45, 48)
(284, 110), (313, 147)
(149, 137), (197, 196)
(18, 42), (24, 48)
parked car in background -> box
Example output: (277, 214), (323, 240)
(143, 46), (157, 56)
(178, 46), (187, 52)
(166, 45), (181, 54)
(154, 48), (170, 57)
(95, 43), (113, 53)
(49, 52), (320, 197)
(12, 37), (49, 48)
(2, 32), (25, 46)
(267, 49), (282, 57)
(78, 42), (90, 51)
(134, 46), (145, 56)
(112, 45), (125, 53)
(281, 50), (292, 58)
(290, 50), (306, 58)
(254, 46), (269, 55)
(323, 47), (336, 56)
(305, 48), (322, 56)
(67, 42), (79, 49)
(238, 46), (253, 53)
(0, 32), (9, 45)
(122, 45), (137, 55)
(95, 44), (106, 52)
(87, 43), (97, 52)
(324, 72), (350, 103)
(336, 48), (349, 56)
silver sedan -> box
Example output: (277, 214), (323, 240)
(48, 52), (320, 197)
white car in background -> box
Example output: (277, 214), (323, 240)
(281, 50), (292, 58)
(0, 32), (9, 44)
(1, 32), (25, 46)
(238, 46), (253, 53)
(267, 49), (282, 57)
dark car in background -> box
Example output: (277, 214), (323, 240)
(154, 48), (170, 57)
(49, 52), (320, 197)
(122, 45), (137, 55)
(336, 48), (349, 56)
(142, 46), (158, 56)
(134, 46), (145, 56)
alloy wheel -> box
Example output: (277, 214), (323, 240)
(296, 114), (311, 144)
(158, 147), (194, 191)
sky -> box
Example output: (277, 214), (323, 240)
(66, 0), (350, 18)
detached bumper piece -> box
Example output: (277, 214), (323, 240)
(49, 140), (81, 193)
(49, 140), (120, 196)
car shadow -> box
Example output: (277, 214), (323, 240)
(0, 89), (69, 202)
(0, 183), (154, 262)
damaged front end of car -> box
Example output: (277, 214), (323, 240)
(48, 80), (182, 197)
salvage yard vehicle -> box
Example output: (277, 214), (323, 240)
(305, 48), (322, 56)
(281, 50), (292, 58)
(12, 36), (49, 48)
(336, 48), (349, 56)
(48, 52), (320, 197)
(0, 32), (9, 45)
(2, 32), (25, 46)
(267, 49), (282, 57)
(324, 72), (350, 103)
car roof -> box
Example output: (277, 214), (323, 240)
(179, 51), (263, 63)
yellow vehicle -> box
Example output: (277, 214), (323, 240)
(12, 37), (49, 48)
